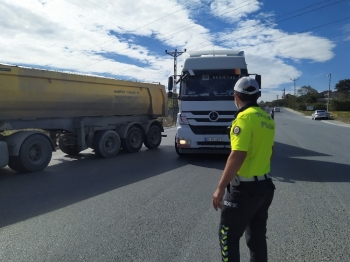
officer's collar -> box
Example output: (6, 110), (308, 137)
(233, 101), (259, 119)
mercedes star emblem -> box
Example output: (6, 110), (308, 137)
(209, 111), (219, 122)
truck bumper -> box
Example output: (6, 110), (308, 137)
(176, 125), (231, 154)
(178, 147), (230, 154)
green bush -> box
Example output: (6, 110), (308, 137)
(314, 104), (327, 110)
(332, 100), (350, 111)
(297, 104), (306, 110)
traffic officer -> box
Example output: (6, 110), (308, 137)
(270, 109), (274, 120)
(212, 76), (276, 262)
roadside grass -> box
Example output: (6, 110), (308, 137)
(327, 111), (350, 124)
(296, 110), (350, 124)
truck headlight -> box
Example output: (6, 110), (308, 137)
(179, 139), (191, 145)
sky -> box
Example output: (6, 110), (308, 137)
(1, 0), (350, 102)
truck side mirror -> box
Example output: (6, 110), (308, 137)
(167, 91), (173, 98)
(255, 75), (261, 89)
(168, 76), (174, 91)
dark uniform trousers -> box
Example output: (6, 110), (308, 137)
(219, 178), (275, 262)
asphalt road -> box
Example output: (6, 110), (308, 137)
(1, 109), (350, 261)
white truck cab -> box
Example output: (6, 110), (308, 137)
(167, 50), (261, 155)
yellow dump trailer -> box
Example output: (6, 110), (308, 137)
(0, 64), (168, 172)
(0, 64), (166, 120)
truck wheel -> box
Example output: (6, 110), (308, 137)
(93, 130), (121, 158)
(0, 141), (9, 168)
(58, 136), (81, 155)
(122, 127), (143, 153)
(8, 156), (25, 172)
(144, 126), (162, 149)
(9, 134), (52, 172)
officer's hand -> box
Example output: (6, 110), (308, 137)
(212, 187), (225, 211)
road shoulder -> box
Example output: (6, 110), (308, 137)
(282, 107), (350, 128)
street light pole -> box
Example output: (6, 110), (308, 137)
(327, 73), (331, 112)
(290, 78), (299, 109)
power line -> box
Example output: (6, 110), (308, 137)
(103, 1), (260, 75)
(271, 0), (335, 19)
(189, 0), (346, 51)
(45, 0), (190, 67)
(45, 0), (340, 71)
(115, 15), (350, 79)
(261, 16), (350, 46)
(46, 0), (258, 68)
(112, 0), (346, 75)
(43, 0), (347, 77)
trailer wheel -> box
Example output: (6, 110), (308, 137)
(93, 130), (121, 158)
(144, 126), (162, 149)
(58, 136), (81, 155)
(9, 134), (52, 172)
(122, 127), (143, 153)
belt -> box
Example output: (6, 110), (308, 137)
(237, 173), (271, 182)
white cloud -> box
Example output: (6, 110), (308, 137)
(343, 23), (350, 41)
(209, 0), (261, 22)
(0, 0), (338, 102)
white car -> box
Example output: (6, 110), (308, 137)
(274, 107), (280, 112)
(311, 110), (328, 120)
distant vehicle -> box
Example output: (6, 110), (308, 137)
(311, 110), (328, 120)
(270, 110), (274, 120)
(274, 107), (280, 112)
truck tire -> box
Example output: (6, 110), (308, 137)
(8, 156), (24, 172)
(0, 141), (9, 168)
(58, 136), (81, 155)
(122, 127), (143, 153)
(93, 130), (121, 158)
(8, 134), (52, 172)
(144, 126), (162, 149)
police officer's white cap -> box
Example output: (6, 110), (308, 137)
(234, 77), (260, 95)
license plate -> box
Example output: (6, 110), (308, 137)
(205, 138), (222, 142)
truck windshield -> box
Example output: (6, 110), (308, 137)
(179, 74), (239, 101)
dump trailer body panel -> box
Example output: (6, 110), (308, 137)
(0, 64), (167, 120)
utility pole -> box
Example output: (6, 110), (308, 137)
(290, 78), (299, 96)
(165, 49), (186, 94)
(165, 49), (186, 124)
(327, 73), (331, 112)
(290, 78), (299, 109)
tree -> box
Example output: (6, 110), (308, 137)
(335, 79), (350, 94)
(297, 85), (319, 104)
(297, 85), (318, 96)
